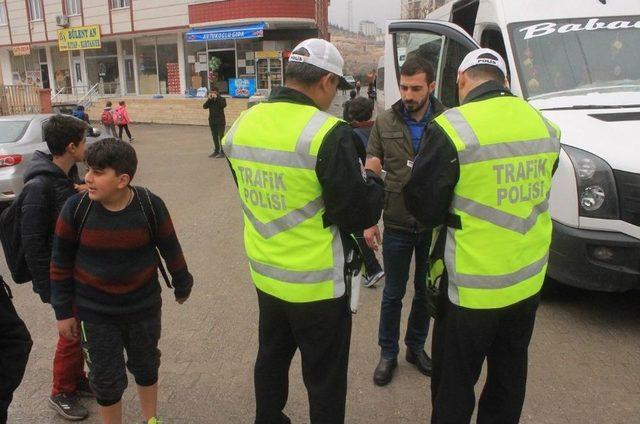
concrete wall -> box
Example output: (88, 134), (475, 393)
(86, 96), (248, 127)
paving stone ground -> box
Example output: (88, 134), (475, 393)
(4, 98), (640, 423)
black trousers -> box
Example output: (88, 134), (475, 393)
(118, 124), (132, 140)
(0, 281), (32, 424)
(255, 289), (352, 424)
(209, 121), (226, 154)
(431, 290), (540, 424)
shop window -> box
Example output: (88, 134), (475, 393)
(52, 49), (71, 93)
(121, 39), (133, 56)
(10, 50), (42, 85)
(28, 0), (43, 21)
(84, 42), (119, 94)
(65, 0), (80, 16)
(111, 0), (130, 9)
(157, 43), (179, 95)
(0, 3), (7, 26)
(184, 38), (236, 94)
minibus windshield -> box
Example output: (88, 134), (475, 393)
(509, 16), (640, 100)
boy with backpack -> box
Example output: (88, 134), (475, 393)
(101, 101), (117, 139)
(50, 139), (193, 424)
(7, 115), (92, 420)
(115, 101), (134, 143)
(349, 97), (385, 288)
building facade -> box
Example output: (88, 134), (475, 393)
(358, 20), (376, 37)
(0, 0), (330, 96)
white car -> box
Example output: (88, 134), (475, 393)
(344, 75), (356, 89)
(0, 114), (103, 206)
(381, 0), (640, 292)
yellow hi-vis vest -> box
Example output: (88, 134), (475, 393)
(433, 95), (561, 309)
(223, 101), (346, 303)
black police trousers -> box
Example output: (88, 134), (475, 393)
(254, 289), (352, 424)
(0, 280), (32, 424)
(431, 289), (540, 424)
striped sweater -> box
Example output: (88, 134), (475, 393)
(50, 189), (193, 323)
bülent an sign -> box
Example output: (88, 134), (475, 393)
(58, 25), (102, 51)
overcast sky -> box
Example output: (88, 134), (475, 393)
(328, 0), (401, 31)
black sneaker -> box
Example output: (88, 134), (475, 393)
(49, 393), (89, 421)
(364, 270), (385, 288)
(75, 378), (95, 398)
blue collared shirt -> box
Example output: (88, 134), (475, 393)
(401, 98), (434, 155)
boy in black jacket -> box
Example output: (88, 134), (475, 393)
(0, 276), (32, 424)
(20, 114), (92, 420)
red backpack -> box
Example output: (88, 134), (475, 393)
(101, 110), (114, 126)
(114, 108), (125, 125)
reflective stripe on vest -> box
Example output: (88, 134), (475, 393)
(436, 96), (560, 309)
(225, 103), (346, 303)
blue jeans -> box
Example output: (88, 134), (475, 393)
(378, 228), (431, 359)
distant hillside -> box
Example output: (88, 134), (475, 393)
(329, 24), (384, 82)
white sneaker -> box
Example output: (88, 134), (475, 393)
(363, 270), (385, 288)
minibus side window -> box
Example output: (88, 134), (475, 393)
(481, 28), (510, 81)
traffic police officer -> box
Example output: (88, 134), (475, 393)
(404, 49), (561, 424)
(224, 39), (384, 424)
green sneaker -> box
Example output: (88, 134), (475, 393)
(145, 417), (162, 424)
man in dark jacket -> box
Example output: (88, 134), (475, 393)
(0, 276), (32, 424)
(365, 56), (445, 386)
(20, 115), (92, 420)
(203, 87), (227, 158)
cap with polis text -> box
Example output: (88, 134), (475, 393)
(458, 48), (508, 78)
(289, 38), (351, 90)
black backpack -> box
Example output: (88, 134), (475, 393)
(72, 186), (172, 288)
(0, 179), (53, 284)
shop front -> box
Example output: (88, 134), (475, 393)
(184, 23), (317, 97)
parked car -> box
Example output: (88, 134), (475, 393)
(0, 114), (103, 206)
(344, 75), (356, 89)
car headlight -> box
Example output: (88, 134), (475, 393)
(563, 145), (619, 219)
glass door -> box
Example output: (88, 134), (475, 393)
(73, 58), (83, 87)
(124, 57), (135, 94)
(268, 58), (282, 89)
(257, 58), (269, 90)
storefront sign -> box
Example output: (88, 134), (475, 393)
(229, 78), (257, 98)
(186, 23), (266, 42)
(256, 51), (281, 59)
(58, 25), (102, 51)
(12, 45), (31, 56)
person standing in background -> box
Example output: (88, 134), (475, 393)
(203, 87), (227, 158)
(115, 101), (134, 143)
(101, 101), (117, 139)
(342, 90), (357, 121)
(349, 96), (385, 288)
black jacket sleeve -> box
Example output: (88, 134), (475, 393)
(404, 122), (460, 228)
(20, 178), (54, 303)
(316, 123), (384, 233)
(203, 98), (212, 109)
